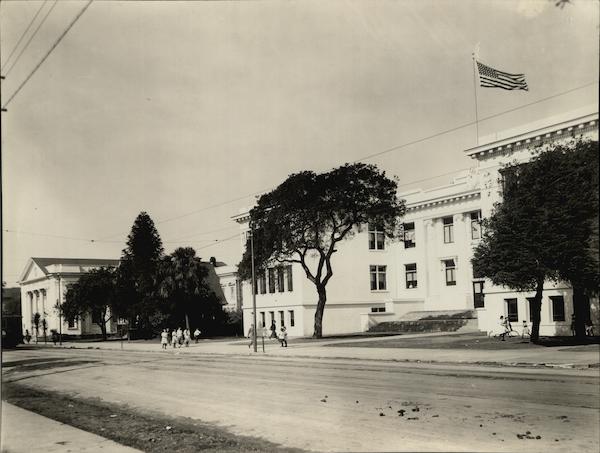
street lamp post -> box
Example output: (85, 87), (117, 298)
(250, 224), (258, 353)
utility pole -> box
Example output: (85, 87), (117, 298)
(250, 224), (258, 353)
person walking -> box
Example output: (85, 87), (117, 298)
(499, 315), (509, 341)
(160, 329), (168, 350)
(247, 324), (256, 349)
(194, 328), (201, 343)
(521, 320), (531, 338)
(269, 321), (277, 340)
(184, 329), (191, 347)
(278, 326), (288, 347)
(570, 313), (576, 336)
(172, 328), (179, 348)
(176, 327), (183, 348)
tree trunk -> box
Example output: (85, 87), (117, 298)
(313, 284), (327, 339)
(530, 277), (544, 344)
(572, 285), (589, 339)
(185, 313), (190, 332)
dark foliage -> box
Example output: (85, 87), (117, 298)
(238, 162), (405, 338)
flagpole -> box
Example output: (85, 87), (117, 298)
(471, 53), (480, 145)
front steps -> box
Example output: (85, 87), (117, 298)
(368, 309), (479, 334)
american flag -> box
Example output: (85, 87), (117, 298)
(476, 61), (528, 91)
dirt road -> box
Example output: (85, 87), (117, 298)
(3, 348), (599, 452)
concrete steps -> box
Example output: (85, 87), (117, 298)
(368, 309), (480, 334)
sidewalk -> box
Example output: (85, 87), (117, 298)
(25, 331), (600, 370)
(0, 403), (141, 453)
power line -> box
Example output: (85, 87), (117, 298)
(356, 81), (598, 162)
(2, 0), (57, 77)
(0, 0), (49, 71)
(1, 0), (93, 110)
(6, 82), (596, 246)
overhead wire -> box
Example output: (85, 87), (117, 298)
(0, 0), (49, 72)
(4, 81), (597, 246)
(2, 0), (58, 77)
(1, 0), (93, 110)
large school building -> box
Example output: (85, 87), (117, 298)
(234, 108), (599, 338)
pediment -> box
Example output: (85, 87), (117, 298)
(19, 259), (47, 283)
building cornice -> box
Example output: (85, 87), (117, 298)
(406, 189), (481, 212)
(464, 113), (598, 160)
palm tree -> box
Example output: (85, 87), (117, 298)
(157, 247), (211, 331)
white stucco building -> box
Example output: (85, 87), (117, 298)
(19, 257), (120, 339)
(233, 108), (598, 337)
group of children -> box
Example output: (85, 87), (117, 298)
(160, 327), (202, 349)
(247, 322), (288, 348)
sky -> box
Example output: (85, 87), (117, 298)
(1, 0), (598, 286)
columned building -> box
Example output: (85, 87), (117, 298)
(19, 257), (120, 339)
(233, 108), (598, 337)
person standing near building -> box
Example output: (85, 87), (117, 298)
(194, 328), (201, 343)
(499, 316), (509, 341)
(161, 329), (168, 350)
(570, 314), (576, 336)
(184, 329), (191, 347)
(278, 326), (288, 347)
(247, 323), (256, 349)
(521, 320), (531, 338)
(269, 321), (277, 340)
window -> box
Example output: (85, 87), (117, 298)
(506, 298), (518, 322)
(405, 263), (417, 289)
(403, 222), (415, 248)
(473, 281), (484, 308)
(268, 268), (276, 293)
(279, 310), (285, 326)
(368, 223), (385, 250)
(277, 267), (285, 292)
(91, 309), (102, 324)
(289, 310), (295, 327)
(470, 211), (482, 240)
(260, 312), (266, 328)
(443, 217), (454, 243)
(67, 317), (78, 329)
(286, 266), (293, 292)
(259, 270), (266, 294)
(550, 296), (565, 322)
(370, 265), (387, 291)
(444, 259), (456, 286)
(371, 306), (386, 313)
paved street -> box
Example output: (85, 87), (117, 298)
(3, 347), (599, 452)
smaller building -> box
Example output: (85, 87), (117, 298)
(214, 264), (243, 312)
(19, 257), (120, 339)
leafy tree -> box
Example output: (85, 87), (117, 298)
(116, 212), (164, 336)
(238, 163), (405, 338)
(60, 267), (117, 340)
(473, 139), (598, 342)
(157, 247), (224, 332)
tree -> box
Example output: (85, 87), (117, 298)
(238, 163), (405, 338)
(116, 212), (164, 336)
(472, 139), (598, 342)
(32, 312), (41, 343)
(157, 247), (224, 332)
(60, 267), (117, 340)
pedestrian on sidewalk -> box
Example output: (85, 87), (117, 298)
(176, 327), (183, 347)
(278, 325), (288, 347)
(194, 328), (201, 343)
(570, 314), (576, 336)
(499, 316), (509, 341)
(184, 329), (191, 347)
(24, 330), (31, 344)
(161, 329), (169, 349)
(521, 320), (530, 339)
(247, 324), (256, 349)
(172, 328), (179, 348)
(269, 321), (277, 340)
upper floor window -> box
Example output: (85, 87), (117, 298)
(268, 268), (276, 293)
(405, 263), (417, 289)
(371, 306), (386, 313)
(368, 223), (385, 250)
(443, 217), (454, 243)
(277, 267), (285, 292)
(286, 265), (293, 292)
(370, 265), (387, 291)
(255, 270), (266, 294)
(403, 222), (415, 248)
(471, 211), (482, 240)
(444, 259), (456, 286)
